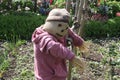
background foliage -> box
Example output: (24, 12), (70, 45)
(0, 13), (120, 41)
(0, 12), (46, 42)
(83, 17), (120, 38)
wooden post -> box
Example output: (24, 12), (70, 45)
(66, 0), (89, 80)
(66, 0), (72, 80)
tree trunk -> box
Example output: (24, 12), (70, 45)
(74, 0), (89, 36)
(75, 0), (84, 35)
(79, 0), (88, 36)
(74, 0), (80, 18)
(66, 0), (71, 12)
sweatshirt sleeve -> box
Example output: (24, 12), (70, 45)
(68, 28), (84, 46)
(46, 40), (75, 60)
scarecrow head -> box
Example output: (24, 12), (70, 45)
(43, 8), (71, 38)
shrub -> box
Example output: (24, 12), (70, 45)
(0, 12), (46, 42)
(107, 1), (120, 18)
(83, 17), (120, 38)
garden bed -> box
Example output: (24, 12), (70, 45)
(0, 38), (120, 80)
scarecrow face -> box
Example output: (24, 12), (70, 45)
(43, 21), (69, 38)
(43, 8), (71, 38)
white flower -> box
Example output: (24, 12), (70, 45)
(17, 8), (21, 11)
(37, 14), (40, 15)
(17, 5), (21, 11)
(25, 7), (30, 11)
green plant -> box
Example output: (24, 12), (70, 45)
(15, 40), (26, 47)
(99, 41), (120, 80)
(0, 0), (12, 11)
(20, 69), (34, 77)
(0, 50), (10, 76)
(83, 17), (120, 38)
(107, 1), (120, 18)
(11, 1), (23, 11)
(0, 13), (46, 42)
(23, 1), (34, 11)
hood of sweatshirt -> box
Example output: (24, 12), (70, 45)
(32, 25), (46, 43)
(31, 25), (57, 52)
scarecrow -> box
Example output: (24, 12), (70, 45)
(32, 8), (89, 80)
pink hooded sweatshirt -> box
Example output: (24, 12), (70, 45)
(32, 25), (84, 80)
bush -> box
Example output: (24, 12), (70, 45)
(107, 1), (120, 18)
(1, 12), (120, 41)
(0, 13), (46, 42)
(83, 17), (120, 38)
